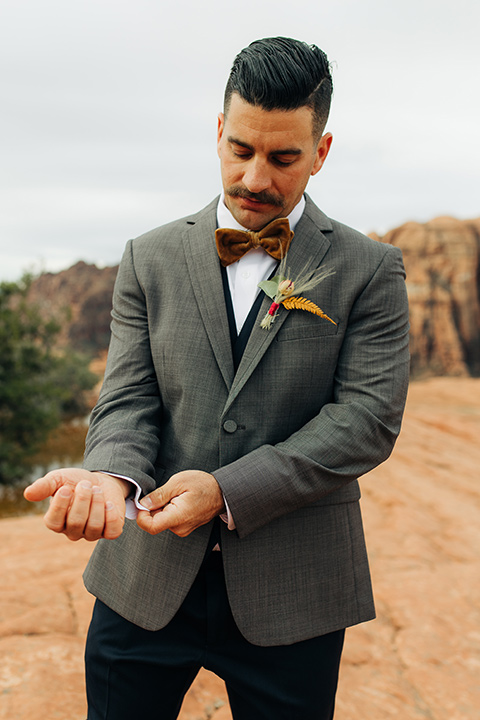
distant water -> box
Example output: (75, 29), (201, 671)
(0, 421), (87, 518)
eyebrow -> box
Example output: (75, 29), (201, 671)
(227, 136), (303, 156)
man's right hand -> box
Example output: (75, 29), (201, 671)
(24, 469), (129, 542)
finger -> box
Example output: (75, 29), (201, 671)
(43, 484), (74, 533)
(136, 502), (186, 535)
(139, 485), (172, 512)
(83, 485), (106, 541)
(62, 480), (94, 541)
(103, 500), (125, 540)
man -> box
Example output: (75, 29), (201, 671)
(25, 37), (410, 719)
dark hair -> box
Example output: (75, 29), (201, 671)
(224, 37), (333, 139)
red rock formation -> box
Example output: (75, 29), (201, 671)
(372, 216), (480, 378)
(28, 261), (117, 353)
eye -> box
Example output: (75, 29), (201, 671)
(272, 155), (297, 167)
(233, 149), (251, 159)
(229, 142), (252, 160)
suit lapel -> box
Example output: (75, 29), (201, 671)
(183, 198), (235, 389)
(225, 196), (334, 409)
(182, 195), (334, 403)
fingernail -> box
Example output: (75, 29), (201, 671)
(80, 480), (92, 490)
(140, 496), (152, 509)
(59, 486), (72, 498)
(105, 502), (114, 511)
(92, 485), (103, 494)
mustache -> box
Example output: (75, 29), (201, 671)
(226, 186), (283, 207)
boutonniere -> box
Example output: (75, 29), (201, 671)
(258, 254), (336, 330)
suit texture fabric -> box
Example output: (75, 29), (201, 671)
(83, 195), (410, 646)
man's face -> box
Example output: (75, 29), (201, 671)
(217, 93), (332, 231)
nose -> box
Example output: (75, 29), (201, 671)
(242, 157), (272, 194)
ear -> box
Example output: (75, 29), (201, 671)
(217, 113), (225, 157)
(311, 132), (333, 176)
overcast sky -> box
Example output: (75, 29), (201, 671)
(1, 0), (479, 281)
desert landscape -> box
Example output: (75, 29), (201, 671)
(1, 376), (479, 719)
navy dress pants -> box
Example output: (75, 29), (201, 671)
(85, 551), (345, 720)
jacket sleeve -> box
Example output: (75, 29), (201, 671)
(212, 244), (410, 538)
(82, 239), (161, 496)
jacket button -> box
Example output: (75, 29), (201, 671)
(223, 420), (238, 433)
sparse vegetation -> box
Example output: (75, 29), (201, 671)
(0, 275), (97, 483)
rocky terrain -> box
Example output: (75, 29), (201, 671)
(1, 377), (479, 719)
(28, 214), (480, 377)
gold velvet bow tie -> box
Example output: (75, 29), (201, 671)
(215, 218), (294, 267)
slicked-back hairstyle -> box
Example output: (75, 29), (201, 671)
(224, 37), (333, 140)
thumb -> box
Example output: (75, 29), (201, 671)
(24, 468), (94, 503)
(139, 483), (172, 511)
(24, 473), (62, 502)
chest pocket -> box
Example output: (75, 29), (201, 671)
(276, 319), (340, 342)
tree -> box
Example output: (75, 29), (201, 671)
(0, 275), (98, 483)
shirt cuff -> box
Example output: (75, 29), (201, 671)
(220, 498), (236, 530)
(102, 473), (144, 519)
(103, 473), (236, 529)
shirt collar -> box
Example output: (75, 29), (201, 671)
(217, 193), (306, 233)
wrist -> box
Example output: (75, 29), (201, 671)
(94, 472), (132, 499)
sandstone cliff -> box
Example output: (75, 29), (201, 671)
(372, 216), (480, 377)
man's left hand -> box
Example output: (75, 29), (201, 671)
(136, 471), (225, 537)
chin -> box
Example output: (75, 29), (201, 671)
(235, 207), (281, 231)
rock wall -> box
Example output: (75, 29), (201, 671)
(28, 261), (117, 353)
(372, 216), (480, 378)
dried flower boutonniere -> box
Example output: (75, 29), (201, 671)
(258, 254), (336, 330)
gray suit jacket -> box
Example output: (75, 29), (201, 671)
(83, 195), (410, 646)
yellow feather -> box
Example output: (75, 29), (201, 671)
(282, 296), (336, 325)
